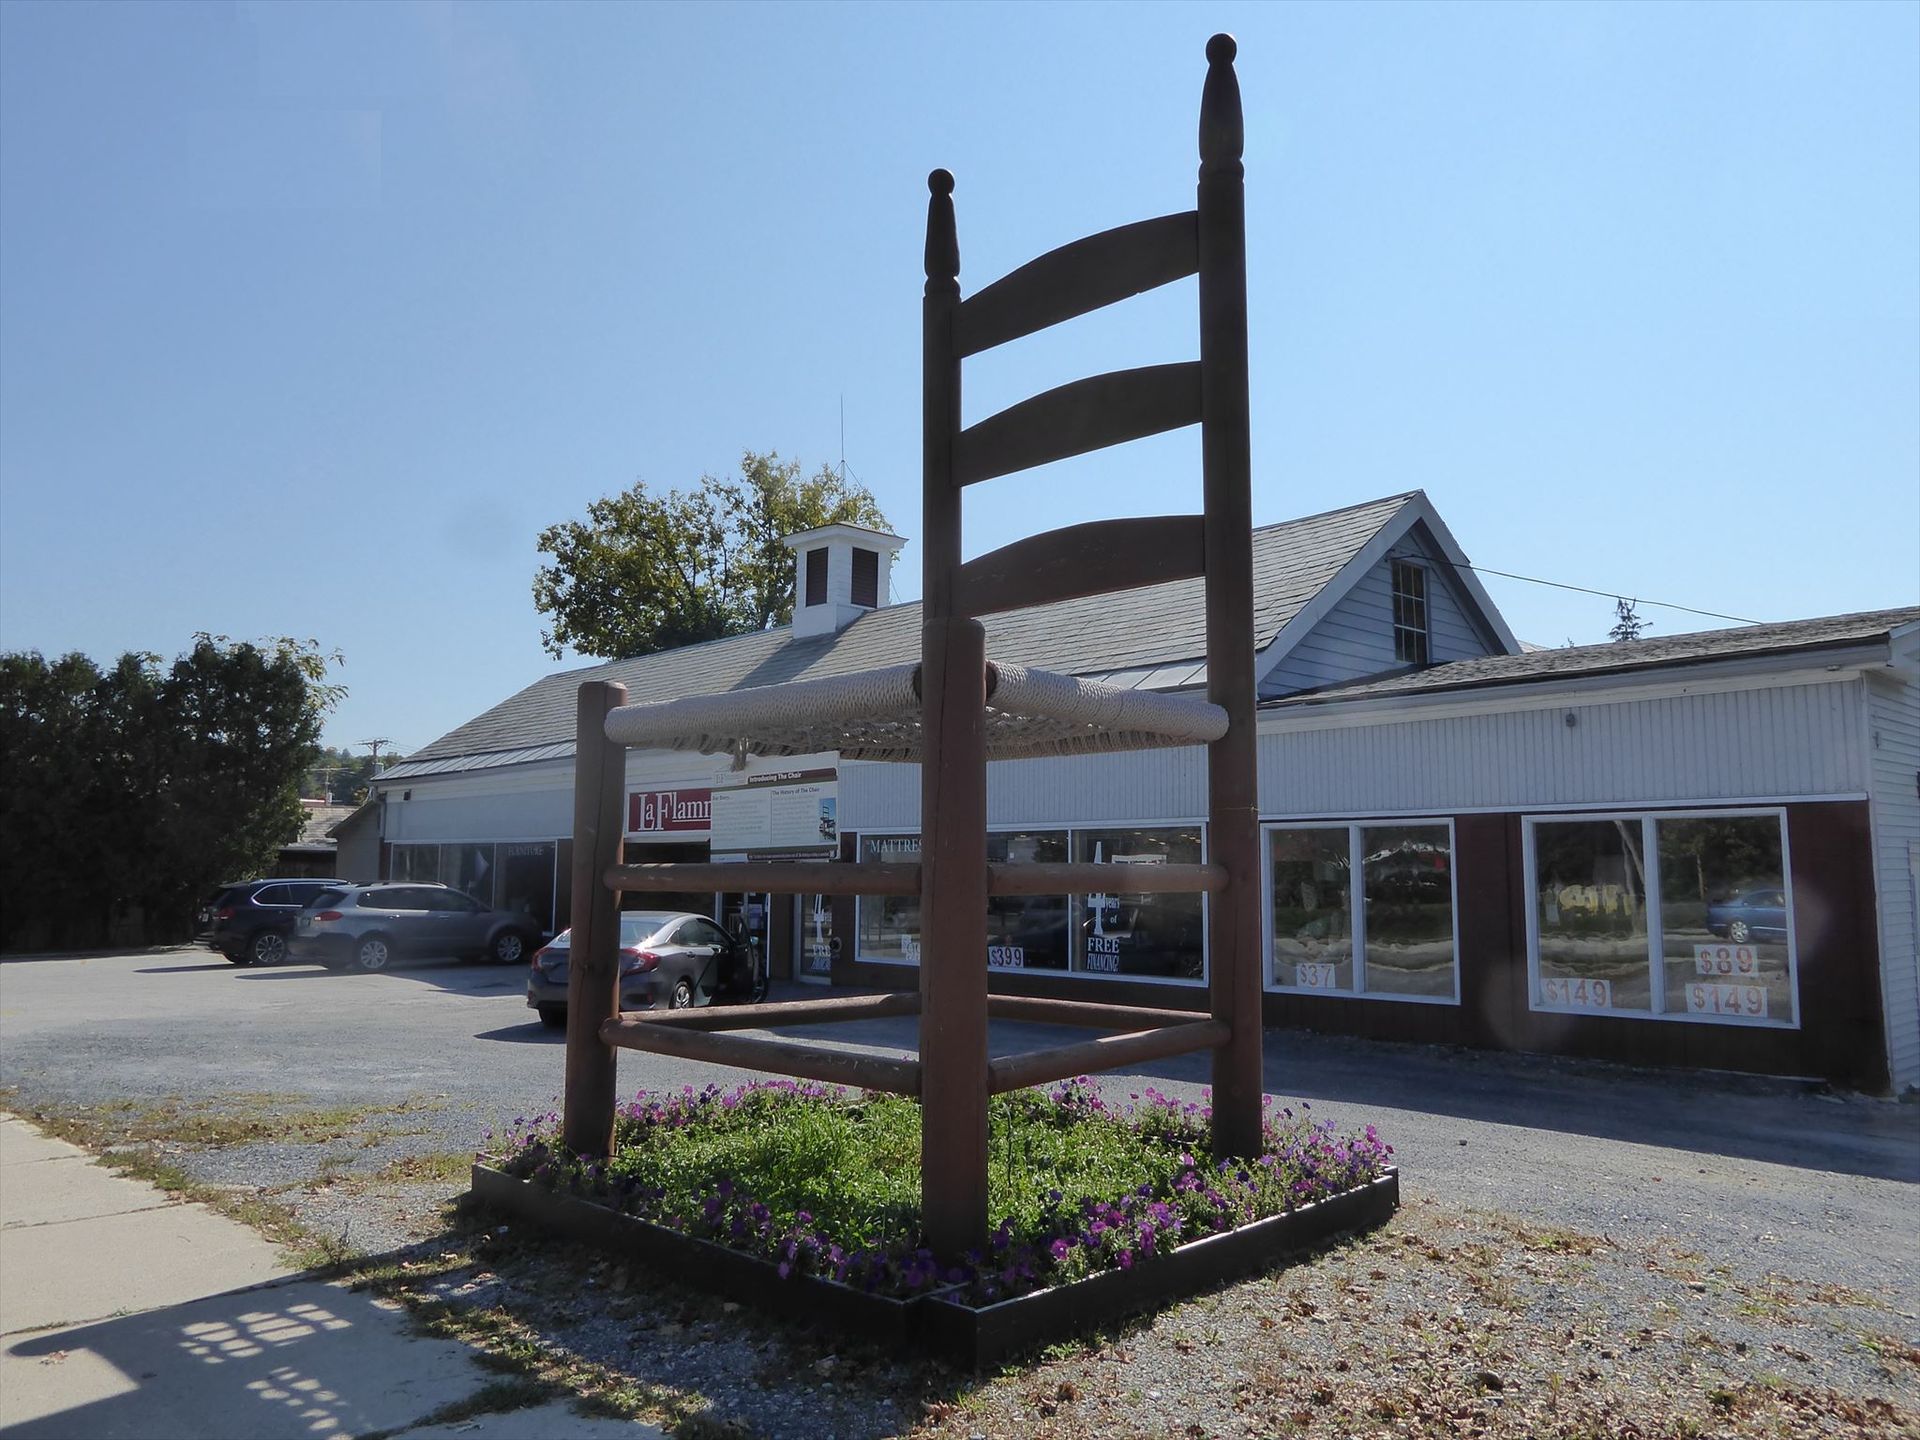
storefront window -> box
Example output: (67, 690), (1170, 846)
(1528, 811), (1797, 1026)
(799, 894), (837, 978)
(857, 834), (921, 964)
(1531, 819), (1653, 1014)
(1655, 816), (1793, 1025)
(446, 843), (497, 907)
(1268, 822), (1455, 1001)
(1071, 827), (1205, 980)
(1361, 824), (1454, 999)
(1268, 828), (1353, 991)
(390, 844), (440, 884)
(497, 843), (556, 933)
(986, 830), (1069, 971)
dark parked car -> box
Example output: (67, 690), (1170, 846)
(526, 910), (766, 1028)
(1705, 889), (1789, 944)
(289, 883), (540, 971)
(203, 879), (344, 966)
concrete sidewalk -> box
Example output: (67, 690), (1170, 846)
(0, 1115), (658, 1440)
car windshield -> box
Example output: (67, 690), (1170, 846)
(545, 913), (678, 950)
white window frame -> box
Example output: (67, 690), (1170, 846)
(851, 820), (1211, 988)
(1391, 559), (1429, 665)
(1261, 817), (1461, 1005)
(1522, 807), (1799, 1030)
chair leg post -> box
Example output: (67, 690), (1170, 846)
(563, 680), (628, 1159)
(919, 616), (990, 1260)
(1198, 35), (1265, 1160)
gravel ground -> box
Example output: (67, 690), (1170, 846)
(3, 946), (1916, 1437)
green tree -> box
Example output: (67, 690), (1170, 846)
(1609, 597), (1647, 642)
(0, 636), (340, 950)
(532, 451), (889, 660)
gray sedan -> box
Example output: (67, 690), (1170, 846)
(526, 910), (763, 1027)
(290, 883), (540, 971)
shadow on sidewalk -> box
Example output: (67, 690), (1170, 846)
(2, 1271), (488, 1440)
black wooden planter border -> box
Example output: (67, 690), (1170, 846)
(921, 1168), (1400, 1369)
(470, 1163), (1399, 1369)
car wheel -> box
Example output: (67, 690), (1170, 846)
(748, 963), (769, 1005)
(489, 931), (527, 965)
(249, 931), (287, 966)
(537, 1005), (566, 1029)
(354, 936), (393, 972)
(1728, 919), (1752, 944)
(669, 976), (695, 1010)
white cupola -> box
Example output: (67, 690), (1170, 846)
(780, 522), (907, 637)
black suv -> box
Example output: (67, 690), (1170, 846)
(204, 879), (343, 966)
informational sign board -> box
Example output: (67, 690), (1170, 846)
(1294, 962), (1340, 990)
(709, 767), (838, 859)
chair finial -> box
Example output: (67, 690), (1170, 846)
(925, 169), (959, 298)
(1199, 35), (1243, 179)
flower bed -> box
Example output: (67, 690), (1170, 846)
(476, 1078), (1398, 1364)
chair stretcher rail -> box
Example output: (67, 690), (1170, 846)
(616, 992), (920, 1032)
(986, 1020), (1229, 1095)
(606, 862), (920, 896)
(604, 861), (1226, 897)
(986, 995), (1206, 1030)
(601, 1016), (922, 1095)
(986, 862), (1227, 896)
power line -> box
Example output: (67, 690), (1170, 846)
(1462, 564), (1764, 627)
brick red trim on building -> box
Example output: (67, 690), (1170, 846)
(836, 800), (1890, 1091)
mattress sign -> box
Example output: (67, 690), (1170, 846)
(709, 766), (839, 858)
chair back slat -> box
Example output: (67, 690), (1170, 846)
(953, 515), (1205, 617)
(952, 361), (1201, 488)
(954, 211), (1199, 358)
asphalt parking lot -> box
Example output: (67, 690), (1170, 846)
(1, 944), (1915, 1297)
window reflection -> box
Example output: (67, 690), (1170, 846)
(1361, 825), (1454, 999)
(1532, 820), (1652, 1014)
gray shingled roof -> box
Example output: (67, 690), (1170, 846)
(1266, 606), (1920, 708)
(395, 493), (1417, 771)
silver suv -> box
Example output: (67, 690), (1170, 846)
(290, 883), (539, 971)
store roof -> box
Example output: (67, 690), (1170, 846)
(391, 492), (1425, 775)
(1264, 606), (1920, 708)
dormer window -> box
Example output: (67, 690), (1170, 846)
(1392, 560), (1429, 665)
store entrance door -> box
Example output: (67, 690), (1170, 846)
(796, 894), (836, 984)
(717, 892), (772, 994)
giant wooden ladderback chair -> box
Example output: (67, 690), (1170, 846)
(563, 35), (1261, 1259)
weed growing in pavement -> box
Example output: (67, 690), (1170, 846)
(486, 1077), (1391, 1304)
(13, 1092), (443, 1151)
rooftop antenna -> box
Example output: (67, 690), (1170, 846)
(839, 394), (846, 482)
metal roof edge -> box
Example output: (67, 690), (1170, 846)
(1259, 638), (1895, 718)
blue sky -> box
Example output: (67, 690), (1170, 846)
(2, 1), (1915, 755)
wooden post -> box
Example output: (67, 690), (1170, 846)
(919, 616), (990, 1256)
(563, 679), (627, 1158)
(1197, 34), (1264, 1159)
(918, 168), (990, 1257)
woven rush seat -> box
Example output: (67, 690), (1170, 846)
(602, 661), (1228, 763)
